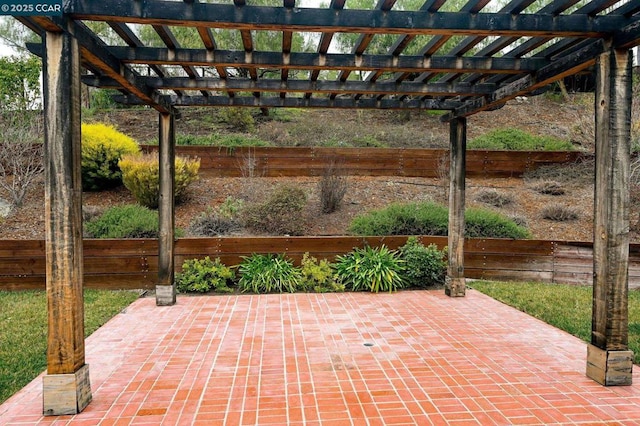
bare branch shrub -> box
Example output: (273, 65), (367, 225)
(532, 181), (566, 196)
(475, 189), (513, 207)
(319, 160), (348, 214)
(237, 147), (265, 202)
(541, 204), (579, 222)
(0, 112), (44, 209)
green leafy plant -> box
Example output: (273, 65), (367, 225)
(334, 245), (405, 293)
(219, 107), (255, 131)
(237, 253), (302, 293)
(349, 202), (530, 239)
(399, 237), (447, 288)
(176, 256), (235, 293)
(348, 202), (449, 236)
(81, 122), (141, 191)
(176, 134), (270, 147)
(468, 128), (574, 151)
(465, 208), (531, 239)
(119, 152), (200, 209)
(242, 184), (308, 235)
(299, 253), (344, 293)
(85, 204), (161, 238)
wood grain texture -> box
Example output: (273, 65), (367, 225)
(43, 29), (86, 376)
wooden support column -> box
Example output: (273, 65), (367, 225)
(156, 112), (176, 306)
(446, 117), (466, 297)
(42, 30), (91, 415)
(587, 47), (634, 386)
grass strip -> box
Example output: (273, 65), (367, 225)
(471, 281), (640, 363)
(0, 289), (140, 404)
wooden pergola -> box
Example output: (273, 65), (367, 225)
(13, 0), (640, 415)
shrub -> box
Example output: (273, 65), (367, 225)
(85, 204), (160, 238)
(348, 202), (449, 236)
(81, 122), (140, 191)
(242, 184), (308, 235)
(176, 256), (235, 293)
(319, 162), (348, 214)
(237, 253), (301, 293)
(334, 245), (405, 293)
(533, 181), (566, 196)
(119, 152), (200, 209)
(176, 134), (270, 147)
(299, 253), (344, 293)
(349, 202), (530, 239)
(219, 107), (255, 131)
(399, 237), (447, 288)
(475, 189), (513, 207)
(541, 204), (580, 222)
(468, 128), (574, 151)
(189, 210), (241, 237)
(465, 208), (531, 239)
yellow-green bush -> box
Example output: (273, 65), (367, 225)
(81, 122), (140, 191)
(119, 152), (200, 209)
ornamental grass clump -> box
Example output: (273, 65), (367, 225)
(237, 253), (302, 293)
(398, 237), (447, 288)
(81, 122), (140, 191)
(334, 245), (405, 293)
(176, 256), (235, 293)
(119, 152), (200, 209)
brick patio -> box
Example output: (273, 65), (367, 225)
(2, 289), (640, 425)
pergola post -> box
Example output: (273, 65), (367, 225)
(587, 47), (634, 386)
(156, 112), (176, 306)
(42, 30), (91, 415)
(446, 117), (467, 297)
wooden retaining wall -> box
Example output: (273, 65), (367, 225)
(2, 237), (640, 291)
(142, 146), (586, 178)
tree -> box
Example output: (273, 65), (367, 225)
(0, 55), (41, 111)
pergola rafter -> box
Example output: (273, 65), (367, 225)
(12, 0), (640, 417)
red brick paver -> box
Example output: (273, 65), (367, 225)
(3, 290), (640, 425)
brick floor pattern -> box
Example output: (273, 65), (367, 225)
(3, 290), (640, 425)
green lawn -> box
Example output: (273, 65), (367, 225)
(0, 290), (140, 404)
(471, 281), (640, 363)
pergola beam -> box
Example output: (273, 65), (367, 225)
(96, 46), (549, 74)
(442, 39), (606, 120)
(83, 76), (496, 97)
(112, 94), (463, 110)
(29, 17), (174, 113)
(66, 2), (634, 37)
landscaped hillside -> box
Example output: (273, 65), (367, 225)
(0, 93), (637, 242)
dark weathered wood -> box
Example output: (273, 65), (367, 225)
(588, 47), (633, 386)
(66, 2), (626, 36)
(157, 113), (176, 306)
(446, 117), (466, 297)
(100, 46), (547, 73)
(592, 47), (633, 352)
(83, 76), (497, 97)
(42, 27), (91, 414)
(115, 94), (463, 110)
